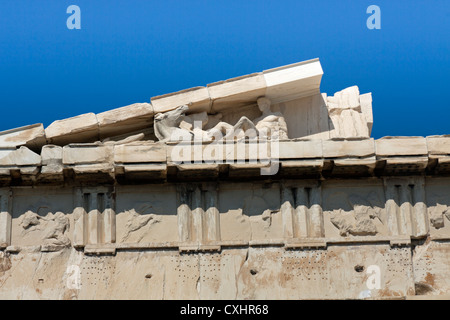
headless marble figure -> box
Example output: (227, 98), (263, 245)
(253, 97), (288, 140)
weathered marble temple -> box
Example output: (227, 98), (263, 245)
(0, 58), (449, 300)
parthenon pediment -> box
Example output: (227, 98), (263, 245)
(0, 58), (373, 150)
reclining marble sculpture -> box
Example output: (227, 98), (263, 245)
(154, 96), (289, 142)
(154, 105), (193, 142)
(209, 97), (289, 140)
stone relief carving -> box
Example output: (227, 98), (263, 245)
(330, 192), (384, 236)
(120, 208), (162, 243)
(254, 97), (289, 140)
(429, 204), (450, 229)
(181, 111), (223, 141)
(19, 210), (70, 248)
(154, 97), (289, 142)
(327, 86), (369, 138)
(154, 105), (193, 142)
(209, 97), (289, 140)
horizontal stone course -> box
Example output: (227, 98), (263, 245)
(322, 139), (375, 158)
(376, 136), (428, 157)
(114, 143), (166, 163)
(0, 137), (447, 184)
(427, 136), (450, 155)
(63, 144), (113, 165)
(279, 140), (323, 159)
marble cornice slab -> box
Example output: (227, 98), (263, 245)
(0, 136), (448, 186)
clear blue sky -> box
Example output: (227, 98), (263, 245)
(0, 0), (449, 139)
